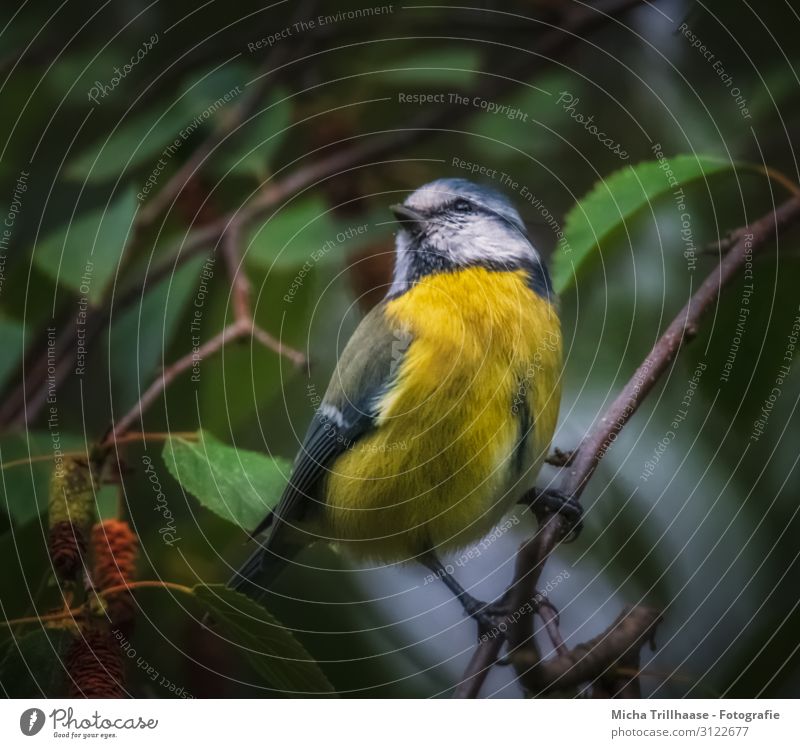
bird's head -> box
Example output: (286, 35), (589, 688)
(388, 178), (550, 297)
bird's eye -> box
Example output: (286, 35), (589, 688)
(453, 199), (472, 213)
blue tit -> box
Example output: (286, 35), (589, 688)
(231, 177), (578, 630)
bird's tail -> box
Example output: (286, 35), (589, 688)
(202, 541), (295, 629)
(227, 534), (303, 600)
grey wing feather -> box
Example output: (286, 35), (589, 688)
(229, 302), (406, 592)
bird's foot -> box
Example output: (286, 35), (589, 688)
(523, 487), (584, 542)
(464, 597), (510, 642)
(463, 591), (559, 642)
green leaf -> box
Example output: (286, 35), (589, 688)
(108, 255), (206, 409)
(66, 63), (250, 182)
(211, 91), (292, 179)
(66, 107), (189, 182)
(162, 431), (290, 529)
(177, 63), (248, 119)
(0, 515), (53, 624)
(552, 155), (734, 293)
(245, 199), (389, 269)
(467, 71), (575, 162)
(383, 48), (479, 85)
(193, 584), (335, 695)
(245, 197), (338, 269)
(0, 316), (26, 392)
(0, 627), (73, 698)
(34, 188), (139, 304)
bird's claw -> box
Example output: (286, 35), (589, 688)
(527, 488), (584, 542)
(462, 596), (510, 642)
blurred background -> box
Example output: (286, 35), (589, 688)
(1, 0), (799, 698)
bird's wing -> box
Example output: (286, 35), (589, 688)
(253, 301), (405, 541)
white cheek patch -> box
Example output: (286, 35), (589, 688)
(434, 220), (539, 268)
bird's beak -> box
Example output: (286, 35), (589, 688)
(390, 203), (426, 232)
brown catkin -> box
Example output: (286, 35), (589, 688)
(48, 458), (96, 580)
(48, 521), (88, 579)
(91, 520), (138, 625)
(66, 626), (125, 698)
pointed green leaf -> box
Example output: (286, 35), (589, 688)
(0, 627), (73, 697)
(34, 188), (138, 304)
(553, 155), (734, 293)
(211, 90), (292, 179)
(66, 63), (250, 182)
(162, 431), (290, 529)
(66, 107), (189, 182)
(193, 584), (335, 695)
(108, 255), (206, 409)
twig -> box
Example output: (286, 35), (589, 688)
(1, 580), (195, 630)
(223, 222), (251, 324)
(455, 195), (800, 697)
(99, 580), (193, 597)
(221, 216), (305, 365)
(0, 432), (196, 472)
(452, 635), (506, 699)
(104, 321), (248, 446)
(537, 598), (567, 657)
(0, 607), (84, 628)
(545, 446), (576, 467)
(103, 221), (305, 447)
(250, 322), (306, 367)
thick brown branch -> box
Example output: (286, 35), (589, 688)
(452, 636), (506, 699)
(514, 606), (662, 695)
(455, 195), (800, 697)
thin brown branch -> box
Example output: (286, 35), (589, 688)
(452, 635), (506, 699)
(455, 194), (800, 697)
(590, 647), (644, 698)
(103, 321), (248, 446)
(537, 598), (568, 657)
(505, 516), (561, 664)
(103, 209), (306, 447)
(223, 221), (251, 324)
(0, 607), (84, 628)
(250, 322), (307, 367)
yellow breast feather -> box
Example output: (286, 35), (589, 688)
(323, 267), (562, 562)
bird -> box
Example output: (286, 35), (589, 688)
(230, 177), (580, 633)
